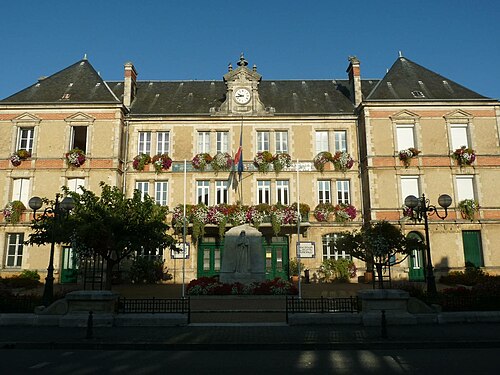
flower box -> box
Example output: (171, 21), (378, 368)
(452, 146), (476, 166)
(133, 153), (151, 171)
(398, 148), (420, 168)
(192, 153), (213, 171)
(152, 153), (172, 173)
(66, 148), (86, 168)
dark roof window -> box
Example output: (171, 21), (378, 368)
(411, 90), (425, 98)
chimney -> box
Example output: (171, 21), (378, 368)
(346, 56), (362, 107)
(123, 62), (137, 107)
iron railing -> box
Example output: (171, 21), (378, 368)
(117, 297), (190, 323)
(0, 295), (42, 313)
(286, 296), (360, 318)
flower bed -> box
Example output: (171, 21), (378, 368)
(186, 277), (298, 295)
(65, 148), (86, 167)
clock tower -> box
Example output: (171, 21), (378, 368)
(214, 54), (270, 116)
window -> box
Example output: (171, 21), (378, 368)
(456, 176), (474, 201)
(257, 180), (271, 204)
(138, 247), (164, 261)
(336, 180), (350, 204)
(315, 131), (329, 153)
(396, 125), (415, 150)
(197, 180), (210, 205)
(450, 124), (468, 150)
(322, 234), (350, 260)
(155, 181), (168, 206)
(216, 131), (229, 153)
(257, 131), (270, 152)
(276, 180), (289, 205)
(157, 132), (170, 155)
(12, 178), (30, 206)
(71, 126), (88, 152)
(67, 178), (85, 194)
(275, 131), (288, 153)
(135, 181), (149, 200)
(5, 233), (24, 268)
(334, 130), (347, 152)
(197, 131), (210, 153)
(401, 176), (420, 203)
(138, 132), (151, 154)
(318, 180), (331, 203)
(215, 181), (228, 204)
(17, 127), (34, 153)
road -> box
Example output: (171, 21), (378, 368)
(0, 348), (497, 374)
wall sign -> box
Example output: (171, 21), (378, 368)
(171, 242), (190, 259)
(297, 241), (315, 258)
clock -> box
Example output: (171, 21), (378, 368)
(234, 88), (251, 104)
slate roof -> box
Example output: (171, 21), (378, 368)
(366, 57), (488, 101)
(1, 60), (120, 104)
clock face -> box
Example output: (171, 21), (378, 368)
(234, 88), (251, 104)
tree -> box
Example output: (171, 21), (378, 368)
(28, 182), (175, 290)
(335, 221), (424, 288)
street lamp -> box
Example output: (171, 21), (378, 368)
(404, 193), (452, 296)
(29, 193), (75, 306)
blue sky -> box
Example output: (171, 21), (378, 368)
(1, 0), (499, 99)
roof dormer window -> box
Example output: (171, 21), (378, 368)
(411, 90), (425, 98)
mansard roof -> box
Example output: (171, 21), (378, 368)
(1, 60), (120, 104)
(366, 57), (488, 101)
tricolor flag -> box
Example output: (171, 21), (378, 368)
(227, 122), (243, 191)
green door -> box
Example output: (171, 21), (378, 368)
(407, 232), (425, 281)
(462, 230), (483, 268)
(60, 246), (78, 284)
(196, 236), (289, 280)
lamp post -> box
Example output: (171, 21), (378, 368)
(29, 193), (75, 306)
(404, 193), (452, 296)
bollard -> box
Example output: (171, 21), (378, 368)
(304, 269), (310, 284)
(86, 310), (94, 339)
(381, 309), (388, 339)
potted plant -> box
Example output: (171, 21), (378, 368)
(331, 151), (354, 172)
(132, 153), (152, 171)
(3, 200), (26, 224)
(152, 153), (172, 173)
(65, 148), (86, 167)
(398, 147), (420, 168)
(333, 203), (357, 222)
(253, 151), (274, 173)
(458, 199), (479, 221)
(192, 153), (212, 171)
(313, 151), (332, 172)
(452, 146), (476, 166)
(211, 152), (233, 174)
(273, 152), (292, 173)
(289, 257), (305, 282)
(313, 203), (334, 222)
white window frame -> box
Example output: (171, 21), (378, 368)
(71, 126), (88, 153)
(315, 131), (329, 153)
(396, 125), (415, 150)
(197, 180), (210, 205)
(318, 180), (331, 204)
(67, 178), (85, 194)
(5, 233), (24, 268)
(138, 131), (151, 155)
(135, 181), (150, 200)
(17, 127), (35, 153)
(157, 132), (170, 155)
(401, 176), (420, 204)
(275, 131), (288, 153)
(456, 176), (475, 201)
(257, 131), (270, 152)
(12, 178), (30, 206)
(257, 180), (271, 204)
(450, 124), (469, 150)
(336, 180), (350, 204)
(216, 131), (229, 153)
(155, 181), (168, 206)
(215, 181), (228, 204)
(334, 130), (347, 152)
(197, 131), (211, 153)
(276, 180), (289, 205)
(322, 234), (351, 260)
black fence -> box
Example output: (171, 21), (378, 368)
(0, 295), (42, 313)
(117, 297), (190, 322)
(286, 296), (360, 316)
(426, 295), (500, 312)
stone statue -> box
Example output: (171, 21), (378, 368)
(235, 230), (250, 273)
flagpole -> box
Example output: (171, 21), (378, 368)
(182, 159), (187, 299)
(296, 159), (302, 299)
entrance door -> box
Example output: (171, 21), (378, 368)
(197, 238), (223, 278)
(262, 236), (288, 280)
(60, 246), (78, 283)
(462, 230), (483, 268)
(408, 232), (425, 281)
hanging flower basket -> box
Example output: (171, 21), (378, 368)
(332, 151), (354, 172)
(65, 148), (86, 167)
(10, 149), (31, 167)
(133, 153), (152, 171)
(333, 203), (357, 222)
(313, 203), (334, 222)
(398, 148), (420, 168)
(192, 153), (212, 171)
(402, 205), (417, 220)
(458, 199), (479, 221)
(211, 152), (233, 173)
(253, 151), (274, 173)
(152, 154), (172, 173)
(273, 153), (292, 173)
(3, 200), (26, 224)
(313, 151), (333, 172)
(452, 146), (476, 166)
